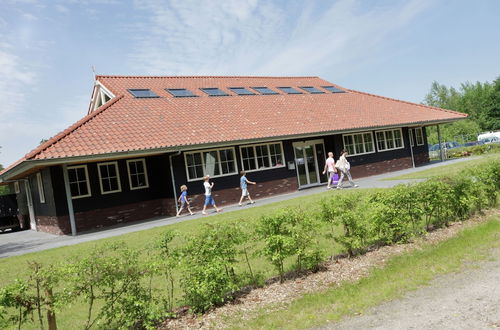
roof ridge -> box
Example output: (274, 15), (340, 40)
(96, 75), (321, 79)
(346, 88), (468, 117)
(24, 95), (125, 160)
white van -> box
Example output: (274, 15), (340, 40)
(477, 131), (500, 144)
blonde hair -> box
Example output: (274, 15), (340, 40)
(203, 175), (210, 181)
(180, 185), (187, 191)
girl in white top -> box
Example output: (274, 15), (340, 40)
(335, 149), (358, 189)
(322, 152), (337, 189)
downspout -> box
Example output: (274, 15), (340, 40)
(62, 164), (77, 236)
(437, 124), (444, 162)
(409, 130), (415, 168)
(169, 151), (181, 215)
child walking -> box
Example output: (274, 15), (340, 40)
(322, 152), (337, 189)
(202, 175), (222, 215)
(238, 171), (256, 206)
(335, 149), (359, 189)
(176, 185), (194, 217)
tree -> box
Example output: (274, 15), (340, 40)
(423, 78), (499, 144)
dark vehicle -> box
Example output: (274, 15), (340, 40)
(0, 194), (20, 232)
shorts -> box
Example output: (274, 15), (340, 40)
(241, 188), (249, 197)
(204, 195), (216, 206)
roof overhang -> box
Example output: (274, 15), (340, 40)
(0, 117), (465, 182)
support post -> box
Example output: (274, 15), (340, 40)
(169, 151), (181, 215)
(62, 165), (77, 236)
(409, 128), (415, 168)
(437, 124), (444, 162)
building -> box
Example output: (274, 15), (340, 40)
(0, 76), (467, 235)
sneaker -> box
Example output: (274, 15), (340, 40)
(353, 184), (359, 188)
(202, 211), (208, 215)
(217, 208), (223, 213)
(238, 203), (243, 207)
(327, 186), (331, 190)
(336, 186), (343, 189)
(250, 201), (255, 204)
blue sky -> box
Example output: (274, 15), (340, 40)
(0, 0), (499, 167)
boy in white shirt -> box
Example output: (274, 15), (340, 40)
(202, 175), (222, 215)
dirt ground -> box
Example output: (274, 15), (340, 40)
(326, 246), (500, 330)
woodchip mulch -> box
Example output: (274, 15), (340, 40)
(159, 209), (499, 329)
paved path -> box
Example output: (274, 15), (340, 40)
(0, 157), (474, 258)
(324, 246), (500, 330)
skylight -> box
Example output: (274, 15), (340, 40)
(278, 87), (302, 94)
(166, 88), (197, 97)
(300, 86), (325, 94)
(251, 87), (278, 95)
(322, 86), (345, 93)
(128, 89), (159, 98)
(229, 87), (255, 95)
(200, 88), (229, 96)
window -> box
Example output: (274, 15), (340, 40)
(166, 88), (197, 97)
(68, 165), (91, 199)
(200, 88), (229, 96)
(322, 86), (345, 93)
(251, 87), (278, 95)
(36, 172), (45, 203)
(14, 182), (20, 194)
(184, 148), (237, 180)
(415, 127), (424, 145)
(97, 162), (121, 194)
(409, 128), (414, 147)
(278, 87), (302, 94)
(128, 89), (159, 98)
(127, 159), (149, 190)
(239, 142), (285, 172)
(342, 132), (375, 155)
(300, 86), (324, 94)
(375, 128), (404, 151)
(229, 87), (255, 95)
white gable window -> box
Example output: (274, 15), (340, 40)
(127, 159), (149, 190)
(239, 142), (285, 172)
(184, 147), (237, 181)
(375, 128), (404, 152)
(68, 165), (91, 199)
(36, 172), (45, 203)
(98, 162), (122, 194)
(415, 127), (424, 146)
(342, 132), (375, 156)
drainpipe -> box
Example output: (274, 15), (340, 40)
(62, 164), (77, 236)
(409, 129), (415, 168)
(169, 151), (181, 215)
(437, 124), (444, 162)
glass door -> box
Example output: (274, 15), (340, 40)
(293, 139), (325, 188)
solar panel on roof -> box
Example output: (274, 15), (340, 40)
(166, 88), (197, 97)
(229, 87), (255, 95)
(128, 89), (159, 98)
(200, 88), (229, 96)
(251, 87), (278, 95)
(300, 87), (325, 94)
(322, 86), (345, 93)
(278, 87), (302, 94)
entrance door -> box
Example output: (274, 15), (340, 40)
(293, 139), (327, 188)
(24, 180), (36, 230)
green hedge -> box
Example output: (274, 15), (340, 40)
(1, 161), (498, 328)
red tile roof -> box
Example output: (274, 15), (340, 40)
(1, 76), (466, 176)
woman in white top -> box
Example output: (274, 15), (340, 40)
(335, 149), (358, 189)
(322, 152), (337, 189)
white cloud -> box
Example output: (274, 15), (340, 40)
(126, 0), (434, 77)
(54, 4), (69, 13)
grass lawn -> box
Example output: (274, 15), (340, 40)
(385, 153), (500, 180)
(0, 188), (373, 329)
(225, 212), (500, 329)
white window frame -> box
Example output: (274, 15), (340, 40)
(97, 161), (122, 195)
(14, 182), (20, 194)
(342, 132), (376, 156)
(239, 141), (286, 173)
(375, 128), (405, 152)
(36, 172), (45, 203)
(184, 147), (238, 182)
(126, 158), (149, 190)
(67, 165), (92, 199)
(415, 127), (425, 146)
